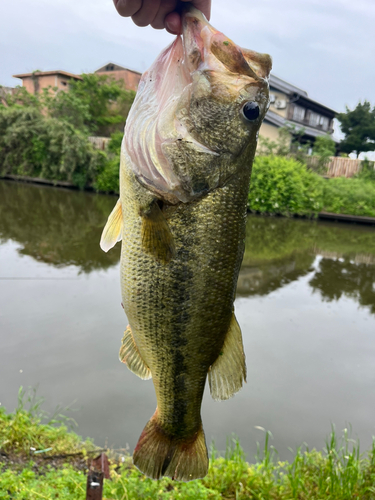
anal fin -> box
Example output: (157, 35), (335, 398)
(208, 312), (247, 401)
(119, 325), (152, 380)
(141, 201), (176, 264)
(100, 199), (123, 252)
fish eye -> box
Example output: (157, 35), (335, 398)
(242, 102), (260, 121)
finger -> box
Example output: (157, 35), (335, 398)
(164, 11), (182, 34)
(150, 0), (178, 30)
(181, 0), (211, 20)
(113, 0), (142, 17)
(132, 0), (161, 27)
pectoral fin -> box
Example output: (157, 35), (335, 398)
(119, 325), (152, 380)
(208, 312), (247, 401)
(100, 199), (123, 252)
(141, 201), (176, 264)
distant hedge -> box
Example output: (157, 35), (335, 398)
(248, 156), (324, 216)
(322, 177), (375, 218)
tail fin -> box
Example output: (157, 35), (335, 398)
(133, 410), (208, 481)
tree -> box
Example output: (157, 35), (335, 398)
(337, 101), (375, 157)
(41, 87), (91, 131)
(310, 135), (336, 173)
(2, 73), (135, 137)
(257, 126), (292, 157)
(1, 86), (40, 109)
(68, 74), (135, 136)
(0, 106), (106, 187)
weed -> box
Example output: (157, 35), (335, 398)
(2, 392), (375, 499)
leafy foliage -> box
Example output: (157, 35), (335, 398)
(257, 127), (292, 157)
(3, 74), (135, 137)
(337, 101), (375, 157)
(322, 176), (375, 217)
(310, 134), (337, 173)
(0, 74), (133, 191)
(248, 155), (324, 216)
(258, 127), (337, 174)
(67, 74), (135, 136)
(313, 135), (336, 157)
(2, 86), (41, 109)
(93, 132), (122, 193)
(41, 87), (91, 131)
(356, 159), (375, 181)
(0, 106), (106, 188)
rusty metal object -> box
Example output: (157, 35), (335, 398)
(86, 453), (110, 500)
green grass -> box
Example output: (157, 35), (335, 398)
(0, 387), (94, 459)
(2, 389), (375, 499)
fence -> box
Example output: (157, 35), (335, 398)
(326, 157), (363, 178)
(88, 136), (111, 151)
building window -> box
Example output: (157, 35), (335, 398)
(293, 105), (305, 122)
(106, 64), (114, 71)
(309, 111), (320, 128)
(61, 81), (67, 86)
(319, 116), (329, 131)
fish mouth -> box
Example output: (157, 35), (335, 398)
(181, 6), (271, 80)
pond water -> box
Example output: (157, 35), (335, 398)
(1, 179), (375, 461)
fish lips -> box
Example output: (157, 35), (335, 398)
(181, 6), (271, 81)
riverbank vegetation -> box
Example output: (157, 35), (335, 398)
(1, 83), (375, 218)
(0, 76), (133, 189)
(248, 155), (375, 218)
(2, 388), (375, 499)
(249, 130), (375, 218)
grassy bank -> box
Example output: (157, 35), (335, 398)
(2, 389), (375, 499)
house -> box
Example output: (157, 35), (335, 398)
(95, 63), (142, 92)
(12, 70), (82, 95)
(260, 74), (337, 145)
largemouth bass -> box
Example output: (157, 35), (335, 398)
(100, 6), (271, 481)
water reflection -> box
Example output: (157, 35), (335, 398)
(237, 253), (314, 296)
(1, 179), (375, 457)
(310, 258), (375, 314)
(0, 180), (374, 312)
(0, 180), (120, 272)
(240, 216), (375, 314)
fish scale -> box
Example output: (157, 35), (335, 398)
(100, 5), (271, 481)
(120, 155), (250, 454)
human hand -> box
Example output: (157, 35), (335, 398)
(113, 0), (211, 35)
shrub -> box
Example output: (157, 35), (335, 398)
(248, 155), (324, 216)
(322, 177), (375, 217)
(355, 159), (375, 181)
(0, 106), (105, 188)
(94, 155), (120, 193)
(310, 135), (336, 174)
(93, 132), (122, 193)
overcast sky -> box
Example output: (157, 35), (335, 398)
(1, 0), (375, 116)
